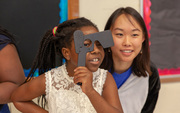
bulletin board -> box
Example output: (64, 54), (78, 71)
(0, 0), (60, 69)
(143, 0), (180, 82)
(0, 0), (79, 77)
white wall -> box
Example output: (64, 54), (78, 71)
(154, 82), (180, 113)
(79, 0), (140, 31)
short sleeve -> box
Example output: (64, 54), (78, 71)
(101, 69), (108, 87)
(45, 71), (51, 99)
(0, 35), (11, 50)
(93, 69), (107, 95)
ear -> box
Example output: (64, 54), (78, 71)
(142, 36), (145, 42)
(61, 47), (71, 60)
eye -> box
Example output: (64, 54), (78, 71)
(84, 44), (90, 47)
(116, 33), (123, 37)
(132, 34), (139, 37)
(84, 39), (92, 47)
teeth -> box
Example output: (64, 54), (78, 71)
(92, 58), (99, 62)
(122, 50), (132, 53)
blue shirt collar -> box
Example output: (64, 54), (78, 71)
(110, 67), (132, 89)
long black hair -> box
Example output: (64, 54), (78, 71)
(26, 17), (98, 108)
(101, 7), (151, 77)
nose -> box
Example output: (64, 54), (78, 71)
(91, 43), (100, 54)
(122, 36), (131, 46)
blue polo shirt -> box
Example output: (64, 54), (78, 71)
(110, 67), (132, 89)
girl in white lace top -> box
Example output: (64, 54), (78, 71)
(11, 17), (123, 113)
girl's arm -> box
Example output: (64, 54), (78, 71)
(0, 44), (25, 104)
(87, 72), (123, 113)
(11, 74), (48, 113)
(74, 67), (123, 113)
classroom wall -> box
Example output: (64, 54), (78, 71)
(7, 1), (180, 113)
(79, 0), (180, 113)
(79, 0), (141, 31)
(154, 82), (180, 113)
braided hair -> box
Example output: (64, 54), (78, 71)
(26, 17), (98, 108)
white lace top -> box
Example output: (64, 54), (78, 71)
(45, 64), (107, 113)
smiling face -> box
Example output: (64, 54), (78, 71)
(68, 26), (104, 72)
(111, 14), (144, 66)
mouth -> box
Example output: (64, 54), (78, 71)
(120, 50), (133, 56)
(89, 58), (100, 64)
(121, 50), (133, 53)
(90, 58), (99, 62)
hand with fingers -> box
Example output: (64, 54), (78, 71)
(73, 66), (95, 94)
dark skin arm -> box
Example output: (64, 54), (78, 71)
(11, 74), (48, 113)
(74, 67), (123, 113)
(0, 44), (25, 104)
(12, 66), (123, 113)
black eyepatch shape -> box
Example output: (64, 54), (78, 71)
(74, 30), (114, 85)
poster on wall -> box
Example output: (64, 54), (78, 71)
(0, 0), (62, 76)
(144, 0), (180, 79)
